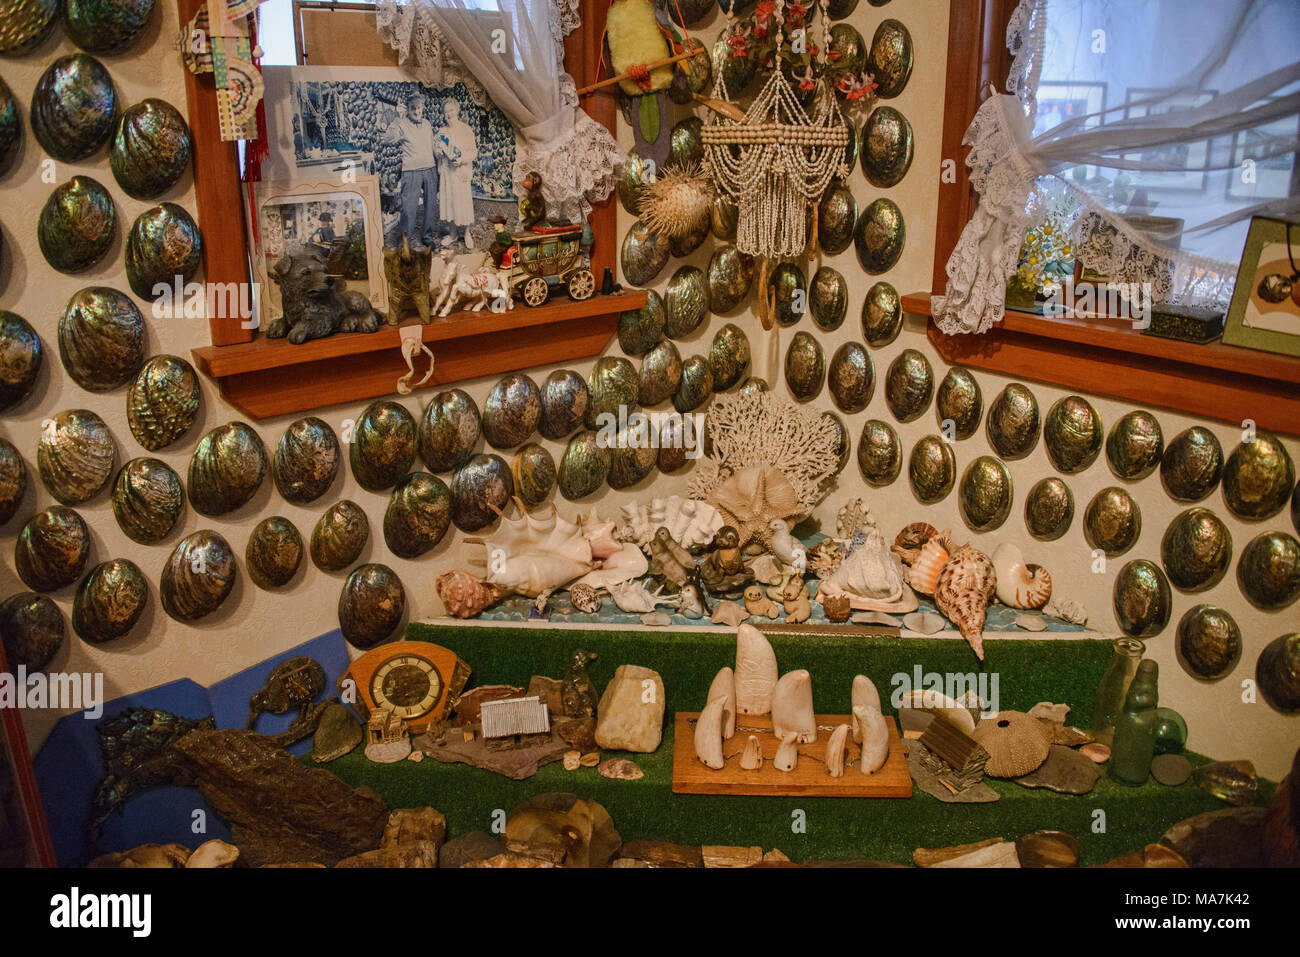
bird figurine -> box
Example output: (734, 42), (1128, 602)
(768, 519), (801, 568)
(519, 171), (547, 231)
(649, 527), (696, 591)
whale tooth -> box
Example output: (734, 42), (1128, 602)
(851, 675), (881, 743)
(707, 667), (737, 738)
(774, 731), (799, 772)
(772, 669), (817, 744)
(740, 734), (763, 770)
(734, 623), (778, 715)
(826, 724), (850, 778)
(854, 704), (891, 774)
(694, 695), (729, 770)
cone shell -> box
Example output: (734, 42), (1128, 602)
(987, 383), (1040, 459)
(161, 530), (235, 622)
(908, 532), (951, 596)
(0, 592), (64, 670)
(1024, 477), (1073, 541)
(38, 176), (116, 273)
(972, 711), (1052, 777)
(419, 388), (481, 473)
(1106, 410), (1163, 480)
(867, 18), (914, 98)
(63, 0), (155, 54)
(112, 98), (190, 198)
(245, 516), (303, 590)
(810, 266), (848, 331)
(784, 330), (824, 401)
(673, 355), (713, 413)
(857, 419), (901, 487)
(861, 281), (902, 346)
(1044, 395), (1103, 474)
(15, 506), (90, 591)
(111, 457), (182, 544)
(383, 471), (451, 558)
(124, 202), (202, 300)
(31, 54), (116, 162)
(1161, 507), (1231, 592)
(908, 434), (955, 504)
(0, 311), (43, 411)
(708, 323), (750, 391)
(1222, 431), (1294, 520)
(1084, 486), (1141, 557)
(449, 453), (513, 532)
(638, 336), (684, 407)
(1176, 604), (1241, 682)
(350, 399), (416, 492)
(1113, 559), (1172, 638)
(436, 569), (501, 619)
(665, 265), (710, 339)
(620, 218), (669, 287)
(885, 349), (932, 422)
(37, 408), (116, 505)
(706, 244), (754, 313)
(854, 197), (905, 274)
(1237, 531), (1300, 610)
(274, 416), (339, 504)
(1161, 426), (1223, 502)
(187, 421), (267, 516)
(311, 500), (369, 571)
(74, 558), (148, 642)
(817, 182), (857, 255)
(934, 544), (997, 660)
(0, 437), (27, 524)
(126, 354), (201, 451)
(339, 563), (406, 649)
(511, 442), (556, 508)
(617, 289), (665, 356)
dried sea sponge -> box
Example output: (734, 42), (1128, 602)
(972, 711), (1052, 778)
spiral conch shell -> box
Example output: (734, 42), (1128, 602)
(992, 542), (1052, 610)
(907, 530), (952, 595)
(934, 544), (997, 661)
(436, 570), (502, 618)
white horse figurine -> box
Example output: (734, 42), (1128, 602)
(432, 247), (514, 317)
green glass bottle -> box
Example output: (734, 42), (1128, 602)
(1110, 659), (1160, 786)
(1091, 637), (1145, 746)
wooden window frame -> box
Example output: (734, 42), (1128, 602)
(180, 0), (644, 420)
(914, 0), (1300, 436)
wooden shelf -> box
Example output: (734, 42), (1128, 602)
(905, 293), (1300, 436)
(191, 293), (642, 419)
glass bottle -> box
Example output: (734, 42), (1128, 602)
(1110, 659), (1160, 786)
(1091, 637), (1145, 746)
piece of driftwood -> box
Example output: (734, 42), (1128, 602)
(701, 845), (764, 868)
(913, 837), (1007, 868)
(930, 842), (1022, 868)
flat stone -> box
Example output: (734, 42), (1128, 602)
(554, 715), (597, 751)
(1028, 701), (1070, 724)
(1014, 745), (1100, 794)
(527, 675), (563, 714)
(454, 685), (525, 725)
(1052, 725), (1094, 748)
(407, 750), (424, 763)
(418, 726), (569, 780)
(594, 664), (665, 753)
(619, 839), (703, 868)
(439, 831), (504, 868)
(932, 842), (1021, 868)
(311, 703), (362, 763)
(336, 841), (438, 868)
(1152, 753), (1192, 786)
(1080, 742), (1111, 763)
(465, 852), (557, 868)
(906, 743), (999, 804)
(382, 807), (446, 849)
(1160, 807), (1267, 868)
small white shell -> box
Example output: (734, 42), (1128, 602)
(902, 611), (947, 634)
(1015, 613), (1048, 632)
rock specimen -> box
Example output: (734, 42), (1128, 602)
(382, 807), (446, 850)
(1161, 807), (1266, 868)
(336, 842), (438, 868)
(504, 792), (621, 868)
(439, 831), (505, 868)
(1013, 745), (1100, 794)
(311, 703), (363, 763)
(619, 840), (704, 867)
(594, 664), (665, 752)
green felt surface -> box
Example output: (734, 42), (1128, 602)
(320, 623), (1273, 866)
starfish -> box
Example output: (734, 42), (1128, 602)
(706, 466), (800, 554)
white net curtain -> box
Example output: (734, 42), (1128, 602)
(375, 0), (621, 223)
(933, 0), (1300, 335)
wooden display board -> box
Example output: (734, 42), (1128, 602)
(671, 713), (913, 798)
(295, 3), (400, 67)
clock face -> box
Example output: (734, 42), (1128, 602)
(370, 655), (443, 720)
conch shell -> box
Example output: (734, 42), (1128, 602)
(436, 571), (503, 618)
(467, 499), (594, 597)
(992, 543), (1052, 609)
(933, 544), (997, 661)
(908, 530), (952, 595)
(892, 522), (938, 565)
(816, 529), (918, 612)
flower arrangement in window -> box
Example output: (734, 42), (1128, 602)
(1007, 218), (1076, 309)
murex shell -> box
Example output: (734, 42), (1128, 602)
(1256, 633), (1300, 714)
(867, 19), (914, 98)
(960, 456), (1013, 532)
(1084, 486), (1141, 557)
(857, 420), (901, 487)
(338, 564), (406, 650)
(511, 442), (556, 508)
(188, 422), (267, 516)
(124, 202), (203, 300)
(935, 367), (982, 440)
(109, 97), (190, 199)
(828, 341), (873, 413)
(0, 0), (58, 55)
(987, 383), (1039, 459)
(621, 218), (669, 287)
(384, 471), (451, 558)
(1237, 531), (1300, 610)
(1113, 559), (1172, 638)
(885, 348), (933, 422)
(539, 370), (588, 440)
(311, 500), (369, 571)
(74, 559), (148, 642)
(449, 453), (513, 532)
(0, 311), (43, 411)
(0, 437), (27, 524)
(245, 516), (303, 590)
(784, 330), (824, 401)
(274, 416), (339, 504)
(1161, 426), (1223, 502)
(666, 266), (709, 338)
(127, 354), (200, 451)
(0, 592), (64, 671)
(1161, 508), (1231, 592)
(1176, 604), (1241, 682)
(810, 266), (848, 331)
(58, 286), (145, 392)
(31, 53), (116, 162)
(817, 182), (857, 255)
(854, 198), (905, 275)
(862, 106), (914, 187)
(709, 323), (750, 391)
(419, 388), (480, 473)
(15, 506), (90, 591)
(707, 244), (755, 313)
(909, 434), (955, 504)
(38, 176), (116, 273)
(585, 356), (638, 430)
(769, 261), (807, 328)
(111, 457), (182, 545)
(350, 399), (416, 491)
(617, 289), (664, 356)
(558, 430), (610, 500)
(1107, 410), (1164, 480)
(639, 338), (682, 406)
(161, 530), (236, 622)
(482, 373), (541, 450)
(1044, 396), (1103, 473)
(38, 408), (116, 505)
(1222, 431), (1294, 520)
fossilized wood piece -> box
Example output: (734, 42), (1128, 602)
(913, 837), (1006, 868)
(504, 792), (621, 868)
(734, 623), (778, 714)
(851, 675), (881, 743)
(336, 841), (439, 868)
(931, 842), (1021, 868)
(855, 705), (891, 774)
(619, 840), (704, 868)
(185, 839), (239, 868)
(694, 695), (729, 769)
(774, 731), (800, 772)
(382, 807), (447, 850)
(826, 724), (850, 777)
(772, 670), (817, 743)
(88, 843), (190, 868)
(740, 734), (763, 770)
(439, 831), (505, 868)
(707, 666), (737, 737)
(418, 725), (569, 780)
(702, 845), (764, 868)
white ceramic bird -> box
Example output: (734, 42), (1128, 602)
(768, 519), (801, 567)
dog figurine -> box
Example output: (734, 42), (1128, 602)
(267, 246), (384, 343)
(382, 235), (434, 324)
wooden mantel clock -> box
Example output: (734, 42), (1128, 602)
(340, 641), (471, 735)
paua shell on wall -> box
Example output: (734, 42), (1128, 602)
(1106, 410), (1163, 480)
(986, 383), (1039, 459)
(0, 0), (58, 55)
(0, 311), (42, 411)
(909, 435), (956, 504)
(74, 559), (147, 642)
(338, 564), (406, 650)
(126, 354), (200, 451)
(38, 408), (116, 505)
(1161, 507), (1232, 592)
(273, 416), (339, 504)
(708, 323), (750, 392)
(867, 18), (914, 99)
(1160, 426), (1223, 502)
(161, 530), (235, 622)
(827, 341), (872, 413)
(1237, 530), (1300, 610)
(617, 289), (665, 356)
(816, 182), (857, 255)
(825, 0), (858, 20)
(1113, 559), (1172, 639)
(109, 97), (190, 199)
(1293, 479), (1299, 535)
(959, 456), (1012, 532)
(1084, 486), (1142, 557)
(384, 471), (451, 558)
(350, 400), (415, 492)
(809, 266), (848, 331)
(63, 0), (155, 54)
(673, 354), (714, 412)
(638, 338), (682, 406)
(1024, 476), (1073, 541)
(245, 516), (303, 590)
(665, 265), (710, 338)
(38, 176), (116, 273)
(482, 373), (541, 450)
(621, 218), (670, 287)
(124, 202), (202, 299)
(511, 442), (556, 508)
(854, 198), (905, 275)
(707, 244), (755, 313)
(710, 196), (738, 241)
(713, 30), (756, 96)
(1044, 395), (1103, 473)
(585, 356), (638, 430)
(822, 411), (850, 475)
(0, 592), (63, 670)
(607, 429), (657, 490)
(885, 348), (933, 422)
(449, 453), (513, 533)
(187, 421), (267, 516)
(616, 148), (652, 215)
(1176, 604), (1241, 682)
(768, 261), (807, 327)
(0, 75), (20, 176)
(669, 219), (709, 260)
(419, 388), (480, 473)
(111, 457), (181, 545)
(15, 506), (90, 591)
(862, 105), (914, 187)
(858, 420), (901, 486)
(558, 430), (610, 500)
(784, 330), (824, 401)
(827, 22), (866, 76)
(668, 115), (704, 169)
(665, 0), (712, 29)
(935, 367), (982, 440)
(1222, 431), (1295, 520)
(656, 417), (691, 475)
(0, 437), (26, 524)
(58, 286), (145, 392)
(311, 500), (369, 571)
(1256, 633), (1300, 714)
(669, 33), (712, 99)
(860, 281), (902, 347)
(838, 114), (859, 176)
(30, 54), (116, 161)
(539, 370), (588, 440)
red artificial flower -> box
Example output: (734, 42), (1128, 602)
(845, 86), (869, 101)
(728, 33), (747, 57)
(789, 3), (807, 20)
(754, 22), (768, 39)
(756, 0), (776, 20)
(827, 48), (840, 61)
(799, 77), (816, 91)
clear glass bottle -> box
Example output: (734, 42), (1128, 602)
(1091, 637), (1145, 746)
(1110, 659), (1160, 786)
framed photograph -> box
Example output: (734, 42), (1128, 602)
(1122, 88), (1217, 193)
(1033, 81), (1107, 138)
(247, 175), (389, 326)
(1222, 216), (1300, 358)
(1226, 103), (1300, 202)
(262, 65), (520, 254)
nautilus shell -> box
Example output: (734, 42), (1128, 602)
(384, 471), (451, 558)
(111, 457), (182, 545)
(187, 422), (267, 516)
(311, 500), (369, 572)
(339, 564), (406, 649)
(991, 543), (1052, 610)
(124, 202), (203, 300)
(127, 354), (200, 451)
(37, 408), (116, 505)
(349, 399), (416, 492)
(15, 506), (90, 591)
(245, 516), (303, 590)
(273, 416), (339, 505)
(58, 286), (145, 392)
(160, 530), (236, 622)
(74, 558), (148, 642)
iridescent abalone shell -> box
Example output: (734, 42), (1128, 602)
(383, 471), (451, 558)
(959, 455), (1013, 531)
(63, 0), (155, 54)
(482, 373), (541, 450)
(273, 416), (339, 504)
(668, 115), (704, 169)
(708, 323), (750, 392)
(1044, 395), (1103, 474)
(0, 0), (58, 55)
(0, 74), (20, 176)
(37, 408), (116, 505)
(311, 500), (369, 571)
(909, 434), (955, 504)
(1175, 604), (1241, 682)
(0, 310), (43, 411)
(713, 29), (756, 95)
(58, 286), (145, 392)
(827, 22), (866, 75)
(1161, 507), (1232, 592)
(349, 400), (416, 492)
(1160, 426), (1223, 502)
(884, 348), (933, 422)
(38, 176), (116, 273)
(585, 356), (639, 430)
(0, 436), (26, 524)
(665, 265), (710, 338)
(673, 354), (713, 412)
(986, 383), (1040, 459)
(860, 281), (902, 346)
(710, 196), (738, 241)
(1024, 476), (1073, 541)
(245, 516), (303, 590)
(867, 18), (914, 98)
(111, 456), (182, 545)
(768, 261), (807, 327)
(854, 198), (905, 274)
(809, 266), (848, 331)
(511, 442), (556, 508)
(817, 182), (857, 255)
(15, 506), (90, 591)
(539, 370), (588, 440)
(126, 354), (201, 452)
(418, 388), (480, 473)
(558, 430), (609, 500)
(124, 202), (202, 300)
(784, 330), (824, 401)
(827, 341), (873, 413)
(30, 53), (116, 161)
(822, 411), (851, 475)
(1256, 633), (1300, 714)
(1083, 486), (1142, 557)
(862, 105), (913, 187)
(187, 421), (267, 516)
(338, 564), (406, 650)
(935, 367), (982, 440)
(160, 530), (235, 622)
(1106, 410), (1164, 481)
(0, 592), (63, 670)
(607, 426), (658, 490)
(621, 218), (670, 287)
(707, 244), (755, 313)
(638, 338), (683, 406)
(449, 453), (513, 533)
(617, 289), (665, 356)
(1237, 530), (1300, 610)
(1222, 430), (1294, 520)
(1113, 559), (1172, 638)
(74, 558), (147, 642)
(617, 148), (652, 215)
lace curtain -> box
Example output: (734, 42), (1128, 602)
(376, 0), (621, 223)
(933, 0), (1300, 335)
